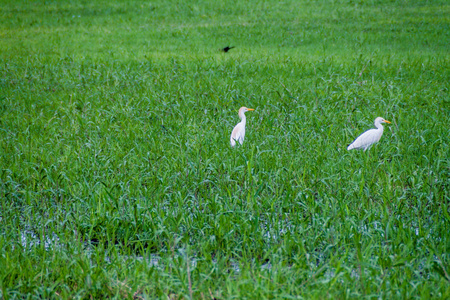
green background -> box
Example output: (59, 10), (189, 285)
(1, 0), (449, 298)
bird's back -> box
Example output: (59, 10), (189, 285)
(347, 128), (381, 151)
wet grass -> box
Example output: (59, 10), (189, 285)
(1, 0), (450, 298)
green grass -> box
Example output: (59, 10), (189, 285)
(1, 0), (449, 298)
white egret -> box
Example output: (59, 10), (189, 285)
(347, 117), (391, 151)
(230, 107), (255, 147)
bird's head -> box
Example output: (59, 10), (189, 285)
(239, 107), (255, 118)
(240, 107), (254, 113)
(375, 117), (391, 125)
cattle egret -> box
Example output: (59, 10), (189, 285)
(347, 117), (391, 151)
(230, 107), (254, 147)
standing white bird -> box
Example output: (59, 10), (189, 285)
(347, 117), (391, 151)
(230, 107), (255, 147)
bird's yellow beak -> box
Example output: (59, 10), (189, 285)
(247, 108), (255, 111)
(384, 120), (391, 124)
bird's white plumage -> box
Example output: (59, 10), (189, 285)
(230, 107), (254, 147)
(347, 117), (391, 151)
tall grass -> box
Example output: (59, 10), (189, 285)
(1, 0), (449, 298)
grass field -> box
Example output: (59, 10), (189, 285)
(1, 0), (449, 298)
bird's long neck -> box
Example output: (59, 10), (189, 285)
(239, 111), (246, 124)
(375, 122), (384, 131)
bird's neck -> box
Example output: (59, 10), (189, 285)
(239, 112), (246, 124)
(375, 123), (384, 131)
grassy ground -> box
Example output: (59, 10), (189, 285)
(1, 0), (449, 298)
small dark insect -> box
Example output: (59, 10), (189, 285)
(220, 46), (235, 53)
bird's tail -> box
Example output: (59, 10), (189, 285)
(347, 144), (354, 150)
